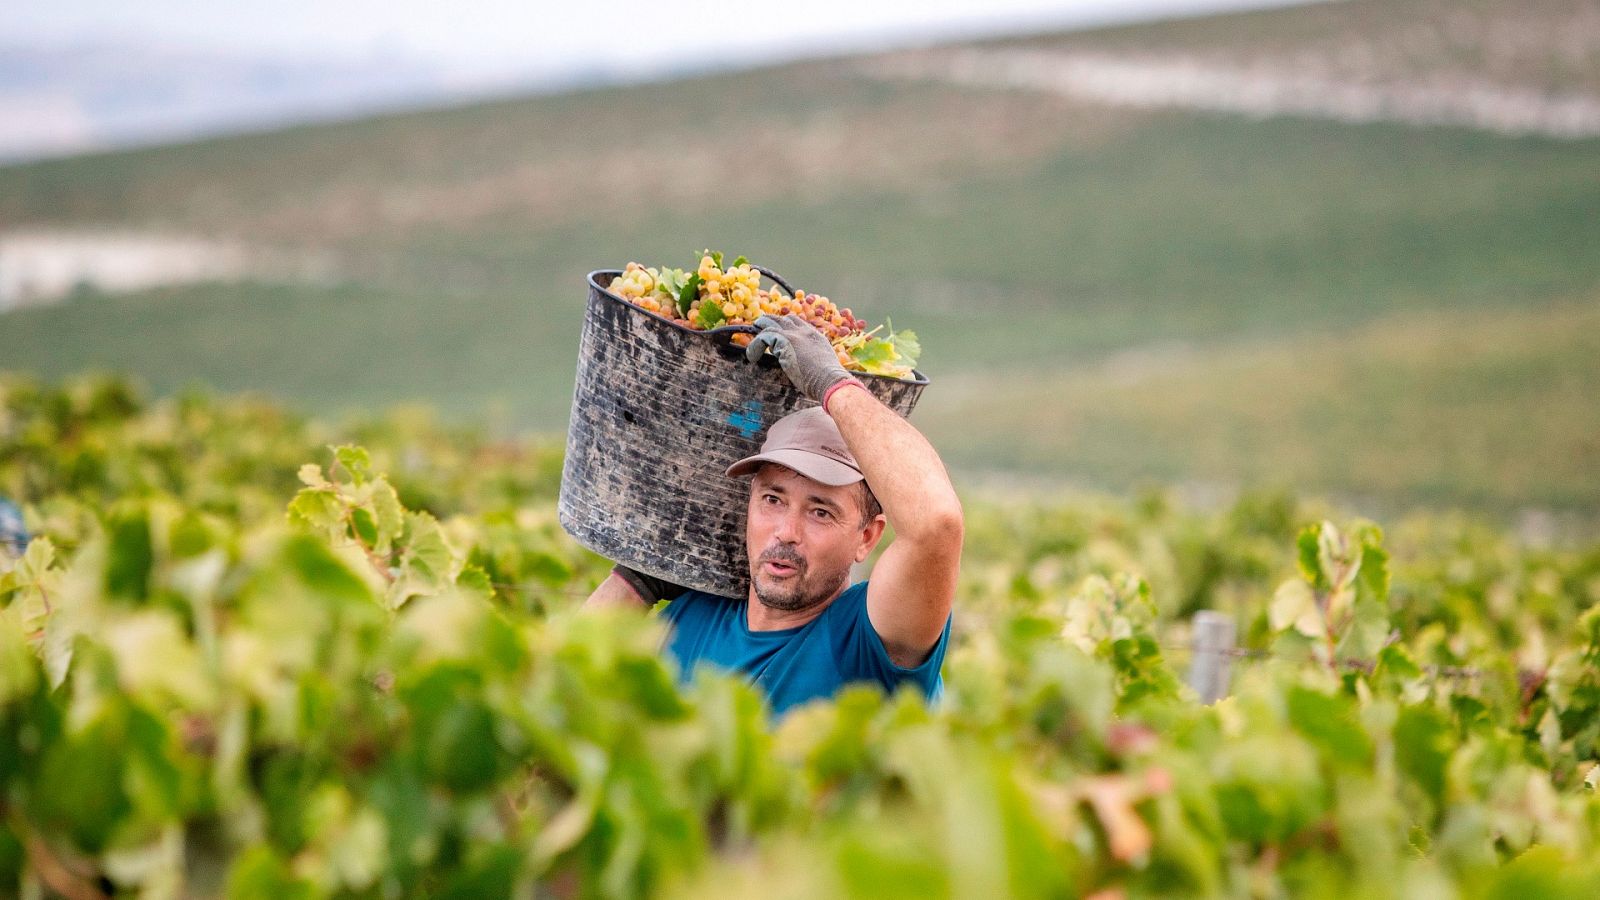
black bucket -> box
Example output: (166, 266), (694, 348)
(559, 268), (929, 598)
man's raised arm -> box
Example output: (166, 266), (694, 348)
(826, 383), (962, 666)
(746, 315), (963, 667)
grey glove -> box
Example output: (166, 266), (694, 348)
(745, 314), (852, 401)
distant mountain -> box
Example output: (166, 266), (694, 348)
(0, 43), (465, 161)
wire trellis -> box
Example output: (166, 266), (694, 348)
(1172, 610), (1546, 705)
(446, 582), (1554, 706)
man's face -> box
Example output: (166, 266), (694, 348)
(746, 464), (884, 612)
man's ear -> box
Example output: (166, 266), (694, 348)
(855, 514), (887, 563)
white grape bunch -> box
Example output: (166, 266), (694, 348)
(608, 250), (918, 378)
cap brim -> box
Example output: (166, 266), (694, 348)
(725, 449), (864, 486)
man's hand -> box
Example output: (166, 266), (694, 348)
(745, 314), (852, 401)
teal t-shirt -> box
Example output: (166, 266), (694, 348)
(660, 581), (950, 716)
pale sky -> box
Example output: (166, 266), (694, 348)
(5, 0), (1316, 84)
(1, 0), (1321, 159)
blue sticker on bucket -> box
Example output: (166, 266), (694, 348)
(728, 400), (763, 439)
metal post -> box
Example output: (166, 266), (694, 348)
(1187, 610), (1236, 704)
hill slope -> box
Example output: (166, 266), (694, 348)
(1, 0), (1597, 511)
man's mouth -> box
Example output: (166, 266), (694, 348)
(759, 549), (805, 578)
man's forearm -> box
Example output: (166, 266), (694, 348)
(824, 383), (962, 541)
(584, 571), (651, 610)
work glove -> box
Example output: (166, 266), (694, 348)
(745, 314), (852, 402)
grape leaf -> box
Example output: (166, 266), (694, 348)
(657, 267), (688, 303)
(850, 338), (898, 368)
(0, 606), (38, 703)
(888, 327), (920, 368)
(696, 298), (726, 329)
(1375, 644), (1422, 681)
(1356, 541), (1389, 605)
(105, 506), (154, 602)
(677, 273), (702, 317)
(370, 480), (405, 554)
(334, 445), (373, 485)
(846, 321), (921, 378)
(297, 463), (328, 488)
(1286, 685), (1373, 765)
(1270, 579), (1323, 638)
(1394, 705), (1453, 803)
(227, 846), (316, 900)
(1296, 524), (1325, 590)
(350, 507), (378, 546)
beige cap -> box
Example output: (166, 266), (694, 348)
(725, 407), (863, 486)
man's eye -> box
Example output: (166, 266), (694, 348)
(812, 508), (832, 520)
(763, 494), (780, 504)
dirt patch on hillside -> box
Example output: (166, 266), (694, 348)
(868, 47), (1600, 139)
(0, 230), (247, 308)
(1014, 0), (1600, 96)
(873, 0), (1600, 138)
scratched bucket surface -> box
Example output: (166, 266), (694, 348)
(559, 269), (928, 599)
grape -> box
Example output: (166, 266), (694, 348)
(609, 251), (919, 378)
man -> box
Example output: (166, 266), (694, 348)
(0, 497), (27, 562)
(584, 314), (964, 715)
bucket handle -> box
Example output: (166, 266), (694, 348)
(755, 265), (796, 296)
(708, 323), (779, 366)
(707, 265), (792, 366)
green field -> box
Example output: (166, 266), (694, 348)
(6, 3), (1600, 889)
(2, 0), (1597, 512)
(922, 300), (1600, 511)
(5, 378), (1600, 897)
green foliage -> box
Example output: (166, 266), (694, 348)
(693, 295), (725, 329)
(2, 376), (1600, 897)
(677, 273), (701, 319)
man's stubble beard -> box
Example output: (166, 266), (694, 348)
(750, 545), (851, 613)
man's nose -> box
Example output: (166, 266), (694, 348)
(771, 507), (804, 543)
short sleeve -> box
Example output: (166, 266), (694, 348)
(832, 584), (950, 700)
(613, 564), (690, 604)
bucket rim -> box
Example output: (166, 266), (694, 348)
(586, 268), (930, 388)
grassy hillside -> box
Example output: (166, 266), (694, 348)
(921, 299), (1600, 510)
(1, 0), (1597, 511)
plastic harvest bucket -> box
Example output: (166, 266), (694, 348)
(559, 268), (929, 598)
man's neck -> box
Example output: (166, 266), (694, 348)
(745, 585), (847, 632)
